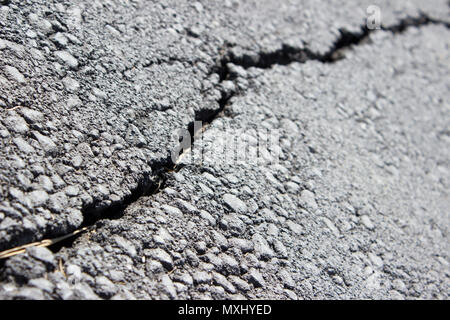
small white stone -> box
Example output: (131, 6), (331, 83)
(55, 50), (78, 69)
(361, 215), (375, 230)
(4, 65), (25, 83)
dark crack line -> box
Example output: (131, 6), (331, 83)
(219, 14), (449, 69)
(1, 13), (448, 257)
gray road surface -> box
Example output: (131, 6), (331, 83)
(0, 0), (449, 299)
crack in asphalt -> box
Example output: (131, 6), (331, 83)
(1, 13), (448, 257)
(220, 13), (450, 69)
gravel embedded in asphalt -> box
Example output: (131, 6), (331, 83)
(0, 0), (449, 300)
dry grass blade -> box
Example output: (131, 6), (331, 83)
(6, 105), (23, 111)
(0, 227), (90, 259)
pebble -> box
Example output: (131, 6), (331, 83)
(210, 230), (228, 250)
(220, 253), (240, 275)
(51, 32), (69, 47)
(5, 115), (29, 133)
(95, 184), (109, 197)
(26, 247), (55, 267)
(199, 210), (216, 225)
(48, 192), (68, 213)
(160, 274), (177, 299)
(51, 174), (66, 189)
(95, 276), (117, 298)
(67, 209), (84, 229)
(198, 183), (214, 195)
(26, 30), (37, 38)
(388, 290), (405, 300)
(299, 190), (318, 211)
(54, 50), (78, 69)
(156, 227), (173, 243)
(194, 241), (207, 254)
(109, 270), (125, 282)
(62, 76), (80, 92)
(213, 272), (236, 294)
(28, 190), (49, 207)
(278, 270), (295, 289)
(221, 80), (236, 97)
(260, 208), (277, 223)
(267, 223), (279, 236)
(28, 13), (53, 34)
(113, 235), (137, 258)
(10, 156), (26, 169)
(204, 253), (223, 270)
(9, 186), (25, 201)
(392, 279), (407, 293)
(147, 248), (173, 270)
(185, 249), (200, 267)
(247, 268), (265, 287)
(55, 281), (74, 300)
(286, 220), (302, 235)
(30, 164), (45, 176)
(229, 275), (250, 292)
(73, 283), (100, 300)
(176, 199), (198, 214)
(361, 215), (375, 230)
(173, 272), (193, 286)
(15, 287), (45, 300)
(28, 278), (54, 293)
(368, 252), (383, 268)
(162, 204), (183, 217)
(0, 217), (16, 231)
(227, 63), (247, 78)
(221, 214), (246, 236)
(193, 2), (203, 12)
(32, 131), (57, 152)
(202, 172), (221, 184)
(284, 289), (298, 300)
(273, 239), (288, 258)
(193, 271), (212, 284)
(65, 185), (79, 196)
(37, 175), (54, 192)
(252, 233), (274, 260)
(322, 217), (340, 236)
(66, 264), (82, 283)
(228, 238), (254, 253)
(280, 119), (299, 134)
(146, 260), (164, 274)
(365, 273), (380, 290)
(223, 193), (247, 213)
(92, 87), (107, 99)
(4, 65), (25, 83)
(285, 181), (300, 193)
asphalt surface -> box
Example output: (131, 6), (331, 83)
(0, 0), (449, 299)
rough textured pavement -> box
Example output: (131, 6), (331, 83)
(0, 1), (449, 299)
